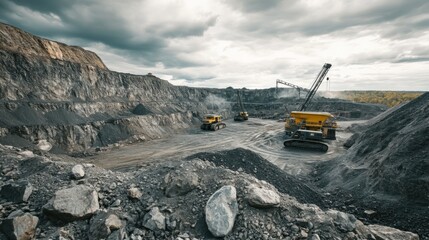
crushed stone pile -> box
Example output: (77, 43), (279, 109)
(315, 92), (429, 238)
(0, 144), (419, 240)
(318, 92), (429, 202)
(188, 148), (325, 207)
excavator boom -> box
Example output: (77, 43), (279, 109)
(299, 63), (331, 111)
(234, 90), (249, 121)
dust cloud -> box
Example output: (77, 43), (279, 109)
(204, 94), (231, 111)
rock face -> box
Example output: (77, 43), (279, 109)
(0, 212), (39, 240)
(0, 181), (33, 202)
(205, 185), (238, 237)
(0, 23), (233, 153)
(247, 184), (280, 208)
(43, 185), (99, 221)
(163, 170), (199, 197)
(142, 207), (165, 231)
(0, 23), (107, 69)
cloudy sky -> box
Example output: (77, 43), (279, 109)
(1, 0), (428, 91)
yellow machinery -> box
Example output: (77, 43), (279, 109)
(284, 111), (337, 152)
(234, 112), (249, 121)
(234, 90), (249, 121)
(201, 114), (226, 131)
(283, 63), (337, 152)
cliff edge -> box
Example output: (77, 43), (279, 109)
(0, 22), (107, 69)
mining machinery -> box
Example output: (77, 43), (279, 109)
(276, 79), (309, 98)
(234, 90), (249, 121)
(201, 114), (226, 131)
(283, 63), (337, 152)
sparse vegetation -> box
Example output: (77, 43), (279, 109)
(340, 91), (423, 107)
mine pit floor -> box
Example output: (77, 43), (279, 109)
(88, 118), (361, 176)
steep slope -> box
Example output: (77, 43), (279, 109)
(0, 22), (107, 69)
(318, 92), (429, 203)
(314, 93), (429, 238)
(0, 23), (232, 152)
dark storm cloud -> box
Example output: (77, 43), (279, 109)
(8, 0), (74, 14)
(226, 0), (429, 37)
(223, 0), (283, 13)
(0, 0), (217, 68)
(394, 57), (429, 63)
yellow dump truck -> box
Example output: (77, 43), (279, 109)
(201, 114), (226, 131)
(284, 111), (337, 152)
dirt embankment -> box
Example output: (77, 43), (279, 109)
(315, 92), (429, 238)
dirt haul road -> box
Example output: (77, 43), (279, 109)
(89, 118), (358, 175)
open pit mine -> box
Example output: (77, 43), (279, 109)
(0, 22), (427, 240)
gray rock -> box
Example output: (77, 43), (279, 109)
(0, 212), (39, 240)
(205, 185), (238, 237)
(328, 210), (357, 232)
(71, 164), (85, 179)
(0, 181), (33, 203)
(142, 207), (165, 231)
(367, 224), (419, 240)
(43, 185), (99, 221)
(36, 139), (52, 151)
(18, 150), (34, 158)
(111, 199), (121, 207)
(128, 187), (142, 199)
(107, 228), (126, 240)
(163, 170), (199, 197)
(247, 184), (280, 208)
(89, 211), (123, 239)
(309, 234), (321, 240)
(8, 210), (25, 218)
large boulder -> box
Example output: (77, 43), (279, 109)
(163, 170), (199, 197)
(247, 184), (280, 208)
(0, 212), (39, 240)
(89, 211), (123, 239)
(71, 164), (85, 179)
(43, 185), (99, 221)
(0, 181), (33, 203)
(142, 207), (165, 231)
(205, 185), (238, 237)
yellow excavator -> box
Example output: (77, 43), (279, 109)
(201, 114), (226, 131)
(283, 63), (337, 152)
(234, 90), (249, 121)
